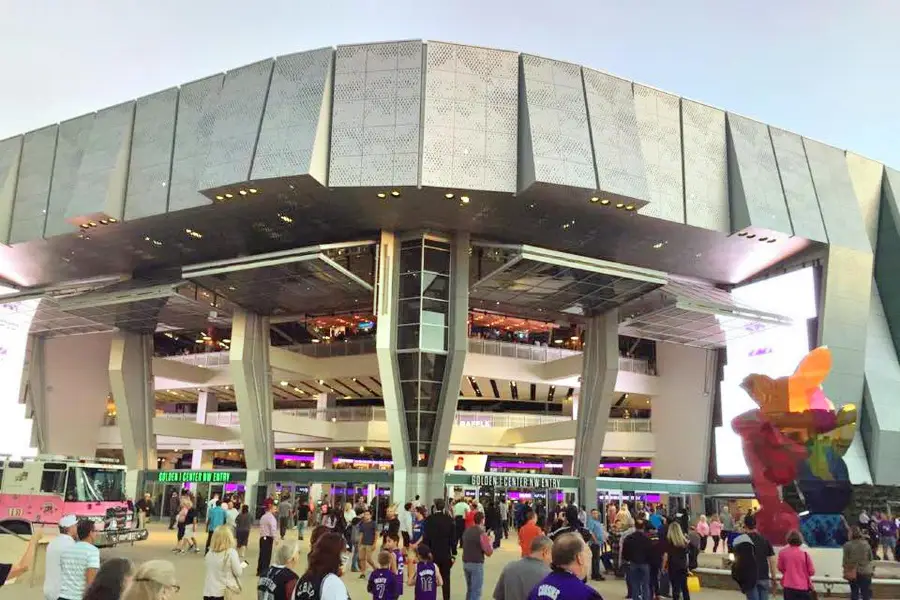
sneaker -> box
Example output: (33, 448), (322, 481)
(359, 573), (367, 579)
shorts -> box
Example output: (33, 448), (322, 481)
(236, 529), (250, 547)
(183, 528), (195, 539)
(402, 531), (411, 547)
(359, 543), (376, 565)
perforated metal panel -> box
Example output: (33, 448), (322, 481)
(682, 100), (729, 233)
(10, 126), (57, 244)
(769, 128), (826, 243)
(726, 114), (791, 235)
(44, 116), (94, 238)
(421, 42), (518, 193)
(0, 136), (23, 245)
(251, 48), (334, 185)
(199, 60), (274, 190)
(803, 138), (871, 252)
(633, 85), (684, 223)
(582, 69), (648, 202)
(68, 101), (135, 221)
(519, 55), (596, 191)
(125, 89), (177, 220)
(168, 75), (223, 212)
(330, 41), (423, 188)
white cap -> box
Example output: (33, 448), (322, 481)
(59, 515), (77, 528)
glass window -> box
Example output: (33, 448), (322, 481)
(418, 412), (437, 444)
(405, 412), (419, 439)
(418, 383), (442, 412)
(399, 246), (422, 274)
(423, 247), (451, 275)
(397, 325), (420, 350)
(40, 468), (66, 495)
(397, 353), (419, 381)
(399, 273), (422, 300)
(65, 467), (126, 502)
(420, 353), (447, 382)
(420, 299), (449, 327)
(398, 299), (421, 325)
(401, 382), (419, 411)
(421, 274), (450, 300)
(420, 325), (448, 352)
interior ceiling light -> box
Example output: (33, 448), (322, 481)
(88, 222), (97, 227)
(390, 190), (401, 197)
(278, 214), (293, 223)
(225, 193), (233, 199)
(377, 192), (387, 199)
(239, 190), (248, 196)
(99, 219), (108, 225)
(460, 196), (470, 204)
(625, 204), (635, 211)
(80, 224), (90, 229)
(108, 217), (117, 223)
(249, 188), (258, 194)
(615, 202), (625, 209)
(600, 199), (610, 205)
(589, 196), (600, 203)
(216, 195), (225, 200)
(445, 192), (455, 199)
(652, 241), (666, 249)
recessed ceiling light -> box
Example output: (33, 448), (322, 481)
(108, 218), (117, 223)
(239, 190), (248, 196)
(88, 222), (97, 227)
(460, 196), (470, 204)
(377, 192), (386, 199)
(445, 192), (455, 199)
(652, 242), (665, 249)
(80, 224), (90, 229)
(737, 231), (747, 237)
(759, 236), (769, 242)
(228, 286), (236, 291)
(625, 204), (635, 211)
(746, 233), (756, 239)
(249, 188), (258, 194)
(99, 219), (108, 225)
(589, 197), (600, 203)
(225, 193), (233, 199)
(600, 199), (610, 206)
(615, 202), (625, 209)
(767, 238), (777, 244)
(216, 195), (224, 200)
(280, 381), (289, 386)
(390, 190), (401, 197)
(278, 214), (293, 223)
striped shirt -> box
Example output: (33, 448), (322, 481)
(57, 541), (100, 599)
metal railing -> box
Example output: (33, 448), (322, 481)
(161, 338), (655, 374)
(150, 408), (651, 432)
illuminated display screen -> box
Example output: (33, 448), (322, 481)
(0, 299), (39, 457)
(714, 267), (818, 476)
(157, 471), (232, 483)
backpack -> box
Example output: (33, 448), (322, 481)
(731, 543), (758, 593)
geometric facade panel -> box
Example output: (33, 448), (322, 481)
(682, 100), (729, 233)
(582, 69), (648, 203)
(725, 113), (792, 236)
(199, 60), (274, 190)
(803, 137), (872, 253)
(329, 41), (424, 188)
(45, 116), (94, 239)
(633, 85), (684, 223)
(251, 48), (334, 186)
(518, 54), (596, 192)
(11, 126), (57, 244)
(125, 88), (178, 220)
(846, 151), (884, 249)
(68, 101), (135, 223)
(0, 136), (23, 245)
(421, 42), (518, 193)
(168, 74), (224, 212)
(769, 127), (827, 243)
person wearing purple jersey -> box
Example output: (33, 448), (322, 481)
(368, 550), (399, 600)
(407, 544), (443, 600)
(385, 532), (406, 595)
(528, 533), (603, 600)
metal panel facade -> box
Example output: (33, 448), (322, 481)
(168, 75), (224, 212)
(769, 128), (826, 243)
(68, 101), (135, 221)
(725, 114), (792, 235)
(44, 116), (93, 238)
(582, 69), (648, 203)
(803, 138), (871, 253)
(199, 60), (273, 190)
(421, 42), (518, 193)
(863, 285), (900, 485)
(251, 48), (334, 185)
(0, 136), (23, 244)
(330, 41), (423, 188)
(846, 152), (884, 249)
(682, 100), (729, 233)
(10, 126), (57, 243)
(518, 54), (596, 191)
(125, 89), (178, 220)
(633, 85), (684, 223)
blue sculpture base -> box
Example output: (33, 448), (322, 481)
(800, 513), (848, 548)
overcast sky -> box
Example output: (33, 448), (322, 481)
(2, 0), (897, 167)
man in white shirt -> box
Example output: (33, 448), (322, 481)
(225, 500), (239, 528)
(44, 515), (77, 600)
(57, 520), (100, 600)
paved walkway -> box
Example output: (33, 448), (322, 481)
(9, 523), (746, 599)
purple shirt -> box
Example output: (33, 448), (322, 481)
(528, 569), (604, 600)
(393, 549), (405, 596)
(414, 561), (438, 600)
(368, 568), (398, 600)
(878, 519), (897, 537)
(260, 512), (279, 538)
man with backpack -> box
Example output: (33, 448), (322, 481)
(731, 515), (776, 600)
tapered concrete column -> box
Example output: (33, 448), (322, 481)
(573, 310), (619, 508)
(109, 331), (157, 497)
(376, 231), (469, 505)
(229, 310), (274, 472)
(190, 390), (218, 470)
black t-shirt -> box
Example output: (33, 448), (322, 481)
(0, 563), (10, 586)
(184, 508), (197, 526)
(297, 505), (310, 521)
(622, 531), (654, 565)
(665, 544), (689, 572)
(747, 532), (774, 579)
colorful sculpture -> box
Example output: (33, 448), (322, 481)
(732, 347), (857, 546)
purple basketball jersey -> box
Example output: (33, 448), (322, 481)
(393, 548), (405, 596)
(414, 561), (439, 600)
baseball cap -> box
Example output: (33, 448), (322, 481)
(59, 515), (77, 528)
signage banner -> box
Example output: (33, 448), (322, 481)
(445, 453), (487, 473)
(469, 474), (563, 489)
(157, 471), (232, 483)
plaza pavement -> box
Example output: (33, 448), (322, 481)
(8, 522), (746, 599)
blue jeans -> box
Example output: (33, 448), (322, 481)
(745, 580), (770, 600)
(463, 562), (484, 600)
(850, 574), (872, 600)
(297, 521), (306, 539)
(626, 563), (651, 600)
(351, 543), (360, 571)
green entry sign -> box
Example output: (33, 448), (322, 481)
(157, 471), (232, 483)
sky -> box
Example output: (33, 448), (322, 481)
(1, 0), (898, 167)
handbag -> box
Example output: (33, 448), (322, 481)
(223, 550), (242, 600)
(805, 552), (819, 600)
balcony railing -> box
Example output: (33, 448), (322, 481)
(149, 408), (651, 432)
(162, 338), (654, 374)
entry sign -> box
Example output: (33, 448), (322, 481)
(157, 471), (232, 484)
(470, 474), (562, 489)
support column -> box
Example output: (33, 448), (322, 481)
(376, 231), (469, 506)
(109, 331), (157, 498)
(190, 390), (218, 470)
(572, 311), (619, 509)
(230, 309), (274, 507)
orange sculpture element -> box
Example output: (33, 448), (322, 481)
(733, 346), (858, 545)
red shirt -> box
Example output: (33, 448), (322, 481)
(519, 522), (542, 557)
(465, 511), (476, 529)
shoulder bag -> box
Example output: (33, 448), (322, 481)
(805, 551), (819, 600)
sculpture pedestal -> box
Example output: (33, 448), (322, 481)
(800, 513), (848, 548)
